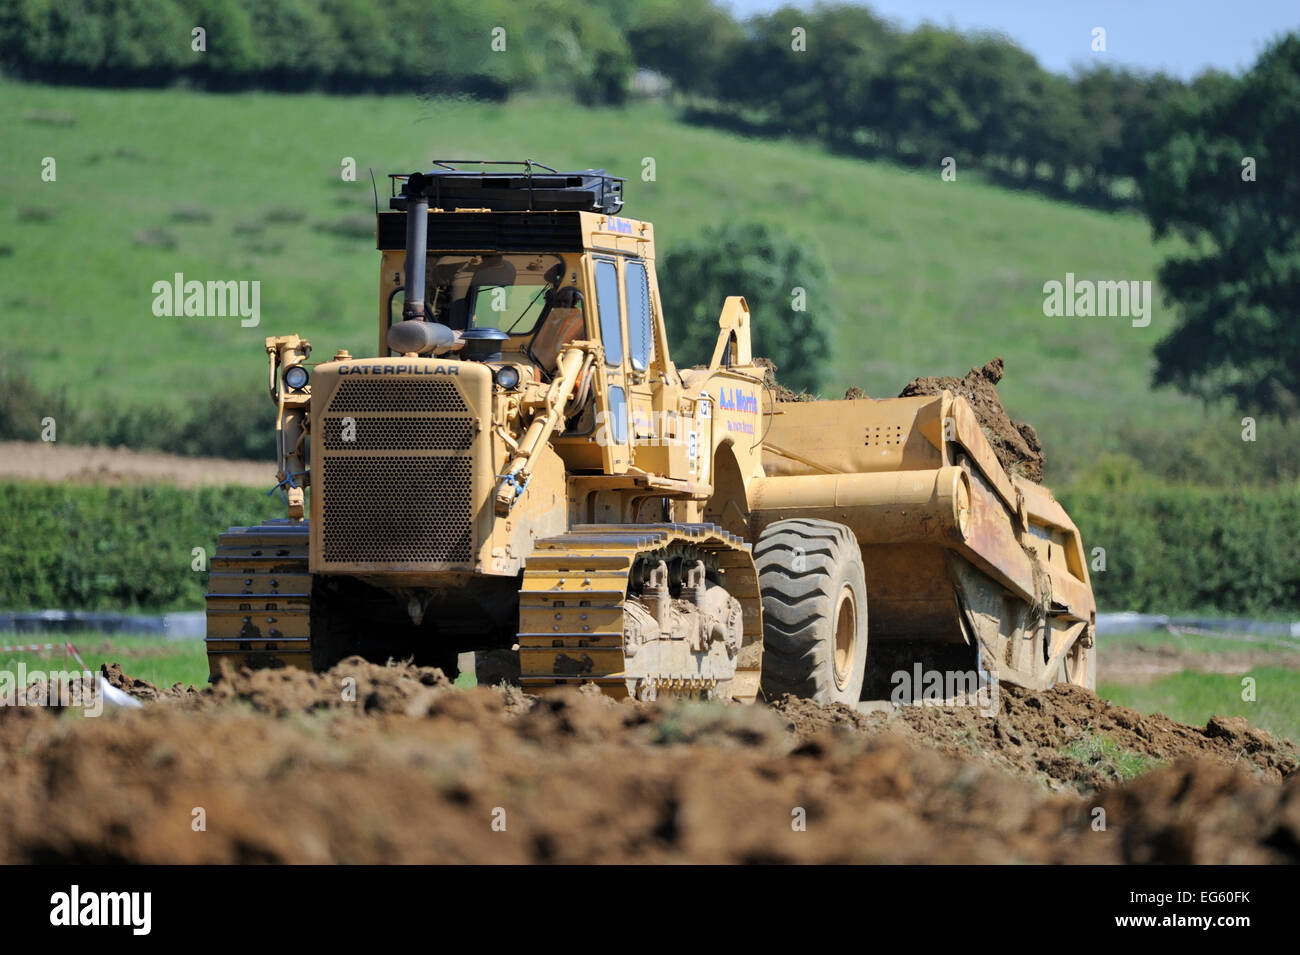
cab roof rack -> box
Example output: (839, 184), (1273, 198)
(390, 159), (624, 215)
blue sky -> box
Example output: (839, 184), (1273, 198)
(721, 0), (1300, 78)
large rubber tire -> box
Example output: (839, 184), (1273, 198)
(754, 518), (868, 705)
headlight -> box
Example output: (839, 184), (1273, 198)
(494, 365), (521, 390)
(283, 364), (309, 390)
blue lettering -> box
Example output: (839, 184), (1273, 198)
(718, 387), (758, 414)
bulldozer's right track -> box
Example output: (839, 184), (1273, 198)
(517, 523), (764, 701)
(205, 520), (311, 679)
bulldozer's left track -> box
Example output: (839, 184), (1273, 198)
(205, 520), (311, 679)
(517, 523), (764, 702)
(204, 520), (765, 701)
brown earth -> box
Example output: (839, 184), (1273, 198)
(898, 358), (1046, 482)
(1, 659), (1296, 864)
(1100, 642), (1300, 685)
(754, 357), (816, 402)
(878, 684), (1295, 791)
(0, 440), (270, 487)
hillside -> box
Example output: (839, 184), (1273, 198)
(1, 81), (1199, 480)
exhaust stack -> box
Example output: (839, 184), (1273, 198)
(402, 172), (429, 322)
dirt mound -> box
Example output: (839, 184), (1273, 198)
(898, 358), (1045, 482)
(207, 656), (454, 716)
(101, 662), (197, 703)
(1095, 760), (1300, 864)
(3, 661), (1296, 863)
(754, 357), (815, 402)
(104, 660), (1300, 792)
(770, 695), (877, 735)
(885, 684), (1296, 793)
(2, 680), (1296, 863)
(104, 656), (458, 715)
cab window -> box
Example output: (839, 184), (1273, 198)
(594, 259), (623, 366)
(393, 253), (562, 334)
(625, 259), (652, 372)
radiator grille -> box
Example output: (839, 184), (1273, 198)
(320, 416), (474, 452)
(328, 378), (466, 414)
(321, 456), (473, 562)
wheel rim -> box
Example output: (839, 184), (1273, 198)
(831, 585), (857, 691)
(1065, 640), (1090, 686)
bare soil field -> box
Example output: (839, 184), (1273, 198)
(1099, 642), (1300, 685)
(1, 659), (1296, 864)
(0, 441), (268, 487)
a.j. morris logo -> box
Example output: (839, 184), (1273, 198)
(718, 387), (758, 414)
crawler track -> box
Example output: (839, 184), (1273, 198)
(517, 523), (764, 701)
(204, 520), (311, 678)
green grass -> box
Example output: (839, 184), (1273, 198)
(0, 80), (1206, 480)
(1100, 666), (1300, 746)
(1060, 731), (1163, 781)
(0, 632), (207, 689)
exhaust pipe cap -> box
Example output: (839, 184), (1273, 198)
(387, 319), (455, 356)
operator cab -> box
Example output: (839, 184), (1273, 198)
(380, 161), (622, 384)
(376, 160), (686, 476)
(387, 253), (585, 378)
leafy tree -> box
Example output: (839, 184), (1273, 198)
(626, 0), (743, 99)
(1075, 66), (1182, 190)
(659, 221), (833, 394)
(189, 0), (262, 83)
(531, 0), (633, 105)
(1030, 71), (1088, 188)
(100, 0), (189, 75)
(956, 35), (1046, 169)
(245, 0), (342, 87)
(726, 4), (892, 145)
(1141, 34), (1300, 413)
(886, 25), (980, 162)
(319, 0), (400, 87)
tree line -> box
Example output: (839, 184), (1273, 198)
(0, 0), (633, 101)
(630, 1), (1194, 205)
(5, 1), (1296, 414)
(0, 1), (1214, 202)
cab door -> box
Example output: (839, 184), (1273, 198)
(588, 254), (631, 474)
(623, 257), (661, 471)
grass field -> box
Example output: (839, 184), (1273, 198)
(0, 633), (206, 689)
(1096, 628), (1300, 742)
(1100, 668), (1300, 747)
(1, 80), (1214, 481)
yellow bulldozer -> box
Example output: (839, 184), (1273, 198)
(205, 160), (1095, 704)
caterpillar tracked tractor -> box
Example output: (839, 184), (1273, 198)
(205, 159), (1096, 704)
